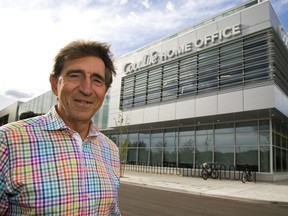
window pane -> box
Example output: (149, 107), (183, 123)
(163, 148), (177, 165)
(150, 148), (162, 164)
(236, 146), (258, 167)
(260, 146), (270, 172)
(236, 121), (258, 145)
(151, 130), (163, 147)
(195, 146), (212, 164)
(179, 148), (194, 167)
(214, 147), (234, 167)
(127, 148), (137, 163)
(138, 148), (149, 164)
(215, 133), (234, 147)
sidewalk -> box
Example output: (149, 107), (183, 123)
(120, 171), (288, 205)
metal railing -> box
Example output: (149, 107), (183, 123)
(122, 161), (257, 182)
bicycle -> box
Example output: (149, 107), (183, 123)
(241, 169), (254, 183)
(201, 163), (219, 180)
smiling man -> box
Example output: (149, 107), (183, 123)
(0, 40), (121, 215)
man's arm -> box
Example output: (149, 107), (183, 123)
(0, 136), (9, 214)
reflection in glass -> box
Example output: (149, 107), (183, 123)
(260, 146), (270, 172)
(236, 146), (258, 166)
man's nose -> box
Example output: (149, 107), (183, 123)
(79, 78), (92, 95)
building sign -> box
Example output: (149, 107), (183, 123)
(277, 25), (288, 49)
(124, 24), (241, 75)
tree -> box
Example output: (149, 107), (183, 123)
(114, 112), (129, 177)
(19, 111), (43, 120)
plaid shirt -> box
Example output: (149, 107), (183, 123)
(0, 106), (121, 215)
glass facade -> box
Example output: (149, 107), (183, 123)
(120, 30), (273, 110)
(113, 27), (288, 176)
(273, 121), (288, 172)
(107, 119), (288, 173)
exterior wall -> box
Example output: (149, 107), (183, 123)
(0, 101), (21, 125)
(109, 85), (284, 125)
(18, 91), (57, 116)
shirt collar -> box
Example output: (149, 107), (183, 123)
(41, 106), (99, 137)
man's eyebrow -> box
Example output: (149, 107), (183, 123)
(66, 69), (83, 75)
(66, 69), (105, 81)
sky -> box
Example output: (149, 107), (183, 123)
(0, 0), (288, 110)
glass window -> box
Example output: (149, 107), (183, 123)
(259, 119), (269, 130)
(139, 131), (150, 147)
(127, 148), (137, 164)
(178, 148), (194, 168)
(260, 146), (270, 172)
(215, 124), (234, 148)
(236, 121), (258, 146)
(150, 148), (162, 165)
(179, 61), (197, 94)
(163, 148), (177, 166)
(259, 131), (270, 145)
(195, 146), (213, 165)
(162, 62), (178, 100)
(151, 130), (163, 148)
(215, 133), (234, 147)
(164, 129), (176, 148)
(178, 127), (195, 166)
(138, 131), (150, 164)
(236, 146), (258, 166)
(128, 132), (138, 147)
(138, 148), (149, 164)
(134, 72), (147, 106)
(274, 147), (282, 172)
(214, 147), (234, 168)
(147, 67), (162, 103)
(243, 34), (270, 84)
(179, 127), (195, 148)
(196, 126), (213, 149)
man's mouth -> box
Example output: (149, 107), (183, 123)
(74, 99), (92, 104)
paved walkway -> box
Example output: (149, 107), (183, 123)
(120, 171), (288, 205)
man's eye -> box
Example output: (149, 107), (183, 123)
(92, 77), (104, 86)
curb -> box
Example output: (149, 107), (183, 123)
(120, 179), (288, 206)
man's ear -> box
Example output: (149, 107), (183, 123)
(49, 75), (58, 96)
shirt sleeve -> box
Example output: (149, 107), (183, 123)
(0, 134), (9, 214)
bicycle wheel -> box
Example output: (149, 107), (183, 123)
(202, 169), (209, 180)
(248, 172), (254, 182)
(241, 171), (247, 183)
(211, 169), (219, 179)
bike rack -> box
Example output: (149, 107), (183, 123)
(122, 161), (257, 183)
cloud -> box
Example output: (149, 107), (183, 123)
(5, 90), (34, 100)
(166, 2), (174, 11)
(141, 0), (150, 9)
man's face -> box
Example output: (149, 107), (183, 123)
(50, 56), (107, 128)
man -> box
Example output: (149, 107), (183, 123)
(0, 40), (121, 215)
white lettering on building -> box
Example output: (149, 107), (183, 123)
(161, 43), (193, 61)
(124, 51), (159, 75)
(124, 24), (241, 74)
(278, 25), (288, 49)
(195, 24), (241, 48)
